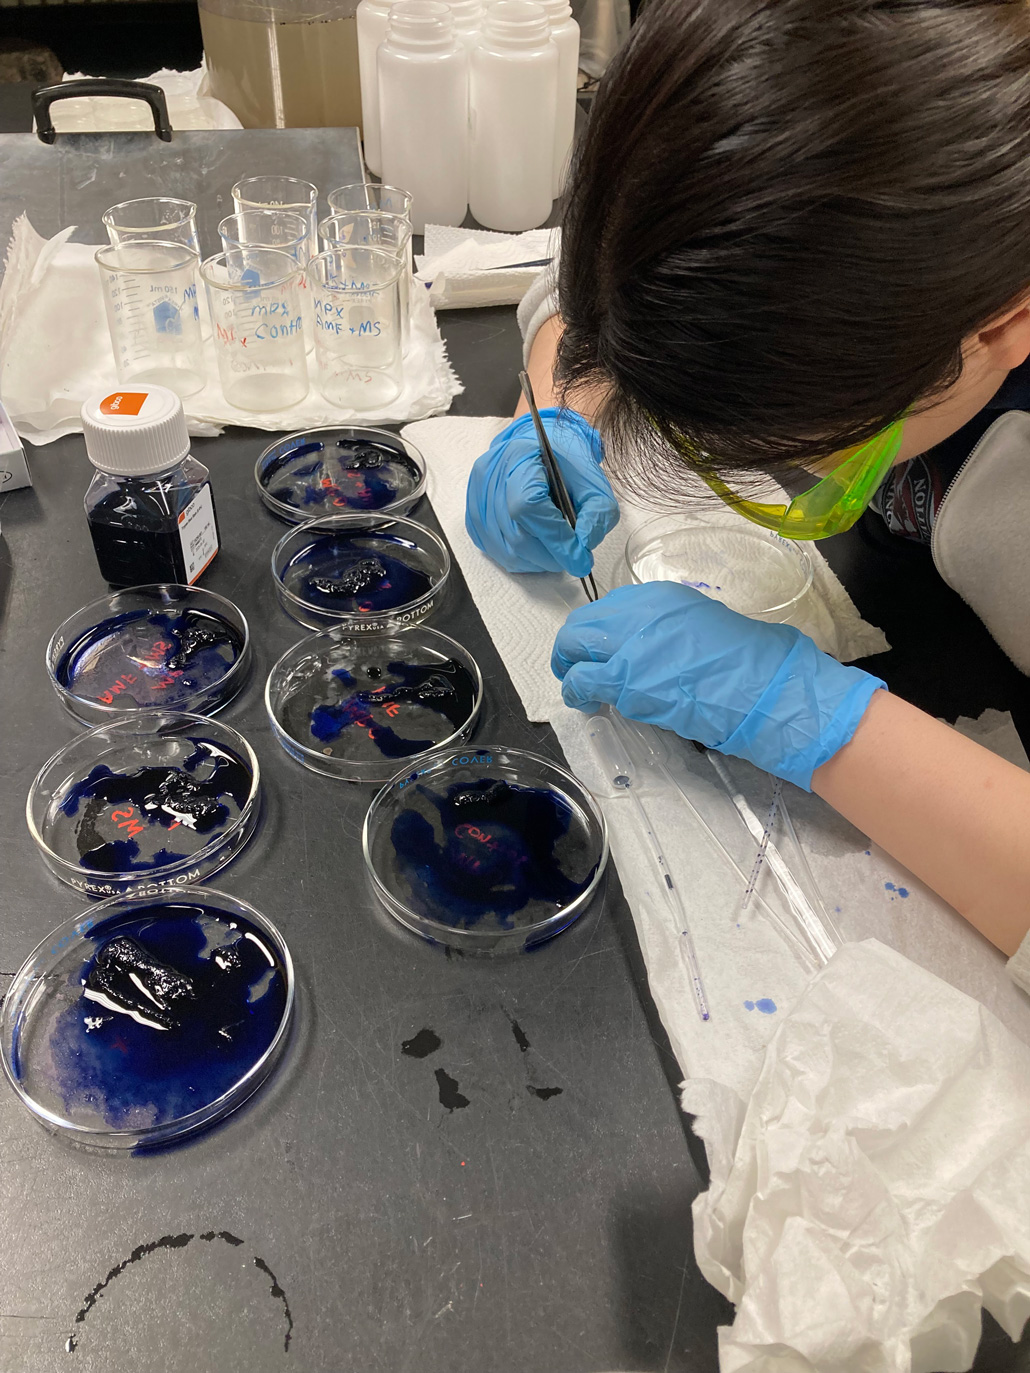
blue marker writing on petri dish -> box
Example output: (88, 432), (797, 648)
(33, 904), (287, 1130)
(56, 607), (244, 711)
(264, 437), (422, 514)
(390, 776), (596, 930)
(58, 738), (251, 874)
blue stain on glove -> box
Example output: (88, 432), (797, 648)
(465, 408), (619, 577)
(551, 581), (885, 791)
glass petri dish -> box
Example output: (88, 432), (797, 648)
(255, 425), (426, 524)
(0, 887), (293, 1150)
(625, 514), (815, 623)
(47, 584), (251, 726)
(363, 746), (609, 954)
(27, 712), (260, 900)
(271, 513), (450, 633)
(266, 626), (483, 783)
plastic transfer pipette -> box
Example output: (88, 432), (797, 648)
(741, 776), (783, 913)
(590, 711), (711, 1021)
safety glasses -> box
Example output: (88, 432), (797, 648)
(692, 417), (906, 540)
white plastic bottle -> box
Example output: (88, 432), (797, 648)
(537, 0), (579, 197)
(469, 1), (558, 231)
(378, 1), (469, 232)
(449, 0), (485, 50)
(357, 0), (393, 176)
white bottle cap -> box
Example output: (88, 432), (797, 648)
(81, 384), (191, 476)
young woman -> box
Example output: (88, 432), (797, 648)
(465, 0), (1030, 980)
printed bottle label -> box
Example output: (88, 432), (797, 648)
(178, 484), (219, 583)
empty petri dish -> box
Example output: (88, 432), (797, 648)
(266, 626), (483, 783)
(0, 887), (293, 1150)
(271, 513), (450, 633)
(27, 712), (260, 899)
(626, 513), (815, 623)
(47, 584), (251, 726)
(255, 425), (426, 524)
(363, 746), (608, 953)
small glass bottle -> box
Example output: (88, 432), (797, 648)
(81, 384), (221, 588)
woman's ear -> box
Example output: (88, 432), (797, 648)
(976, 296), (1030, 372)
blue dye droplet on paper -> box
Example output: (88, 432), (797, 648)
(743, 998), (777, 1014)
(743, 999), (754, 1011)
(884, 881), (910, 900)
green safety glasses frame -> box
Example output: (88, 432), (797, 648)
(686, 417), (906, 541)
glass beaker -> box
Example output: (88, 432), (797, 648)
(307, 247), (403, 412)
(218, 209), (312, 266)
(198, 0), (362, 130)
(327, 183), (413, 221)
(200, 247), (309, 412)
(231, 176), (319, 257)
(318, 212), (412, 353)
(102, 199), (200, 254)
(95, 240), (206, 399)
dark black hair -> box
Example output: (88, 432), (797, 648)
(557, 0), (1030, 498)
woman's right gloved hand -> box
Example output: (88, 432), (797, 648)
(551, 582), (886, 791)
(465, 407), (619, 577)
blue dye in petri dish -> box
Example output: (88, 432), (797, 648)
(259, 434), (423, 518)
(56, 737), (253, 875)
(4, 896), (292, 1146)
(369, 750), (609, 950)
(54, 605), (245, 716)
(281, 531), (433, 614)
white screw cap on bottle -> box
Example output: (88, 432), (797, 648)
(81, 384), (191, 476)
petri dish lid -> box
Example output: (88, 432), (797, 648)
(625, 512), (814, 622)
(266, 625), (483, 783)
(26, 711), (260, 900)
(47, 583), (251, 726)
(363, 745), (609, 954)
(255, 425), (426, 524)
(0, 887), (294, 1150)
(271, 513), (450, 633)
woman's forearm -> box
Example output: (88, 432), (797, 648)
(812, 690), (1030, 955)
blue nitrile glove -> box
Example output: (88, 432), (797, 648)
(465, 408), (619, 577)
(551, 582), (886, 791)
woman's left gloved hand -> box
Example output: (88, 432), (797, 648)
(551, 581), (885, 791)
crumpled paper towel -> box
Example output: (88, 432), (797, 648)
(402, 412), (1030, 1372)
(699, 939), (1030, 1373)
(0, 215), (462, 445)
(38, 66), (241, 134)
(415, 224), (560, 310)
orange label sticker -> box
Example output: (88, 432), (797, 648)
(99, 391), (148, 417)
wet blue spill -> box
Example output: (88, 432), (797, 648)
(743, 998), (777, 1014)
(263, 436), (421, 514)
(55, 607), (244, 711)
(283, 531), (432, 613)
(306, 658), (475, 760)
(26, 903), (287, 1131)
(57, 739), (251, 874)
(390, 777), (596, 931)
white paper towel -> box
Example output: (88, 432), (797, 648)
(0, 215), (462, 446)
(404, 412), (1030, 1371)
(415, 225), (560, 310)
(702, 940), (1030, 1373)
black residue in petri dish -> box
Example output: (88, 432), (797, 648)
(295, 658), (475, 761)
(57, 738), (252, 874)
(264, 436), (422, 514)
(390, 777), (597, 930)
(283, 532), (433, 613)
(32, 903), (287, 1131)
(55, 607), (244, 711)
